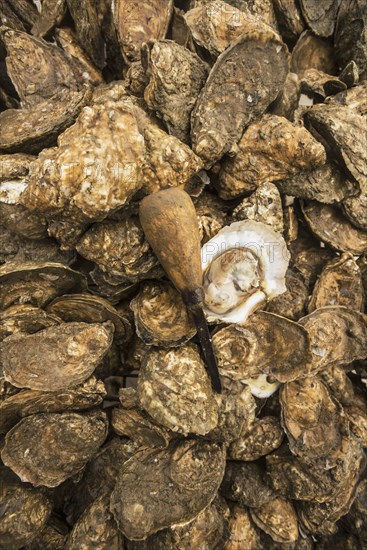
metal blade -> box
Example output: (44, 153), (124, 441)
(190, 305), (222, 393)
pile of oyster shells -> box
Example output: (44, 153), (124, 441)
(0, 0), (367, 548)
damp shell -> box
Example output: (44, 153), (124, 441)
(1, 321), (114, 391)
(265, 269), (308, 321)
(201, 220), (290, 324)
(0, 304), (60, 341)
(220, 462), (275, 509)
(110, 438), (226, 540)
(137, 345), (218, 436)
(1, 410), (108, 487)
(250, 497), (299, 543)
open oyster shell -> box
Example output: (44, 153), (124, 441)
(201, 220), (290, 323)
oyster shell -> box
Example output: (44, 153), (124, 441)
(190, 28), (289, 166)
(1, 410), (108, 487)
(250, 496), (298, 543)
(65, 0), (105, 69)
(280, 377), (346, 463)
(299, 0), (339, 38)
(229, 416), (284, 461)
(31, 0), (67, 37)
(272, 0), (305, 44)
(1, 321), (114, 391)
(302, 201), (367, 255)
(232, 181), (284, 234)
(265, 269), (308, 321)
(110, 438), (226, 540)
(76, 216), (161, 283)
(113, 0), (173, 64)
(218, 115), (326, 198)
(299, 306), (367, 374)
(334, 0), (367, 79)
(224, 504), (262, 550)
(212, 312), (312, 393)
(0, 304), (60, 341)
(0, 87), (91, 154)
(112, 404), (172, 450)
(130, 280), (196, 347)
(65, 493), (123, 550)
(0, 261), (87, 310)
(0, 473), (52, 549)
(291, 30), (336, 77)
(143, 39), (209, 143)
(137, 345), (218, 436)
(308, 253), (364, 312)
(0, 376), (106, 434)
(220, 461), (275, 508)
(46, 293), (132, 345)
(201, 220), (290, 323)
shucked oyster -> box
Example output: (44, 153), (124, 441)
(201, 220), (290, 323)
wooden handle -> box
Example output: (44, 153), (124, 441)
(139, 188), (203, 299)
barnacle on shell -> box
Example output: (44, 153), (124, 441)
(201, 220), (290, 323)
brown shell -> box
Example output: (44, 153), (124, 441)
(194, 190), (227, 244)
(0, 475), (52, 549)
(0, 202), (47, 241)
(111, 404), (172, 449)
(209, 378), (256, 444)
(300, 68), (346, 99)
(304, 104), (367, 189)
(64, 437), (135, 524)
(76, 216), (161, 283)
(65, 493), (123, 550)
(250, 497), (299, 543)
(299, 306), (367, 373)
(220, 462), (275, 508)
(110, 438), (226, 540)
(218, 115), (326, 198)
(299, 0), (339, 38)
(280, 377), (346, 462)
(291, 30), (336, 76)
(54, 27), (104, 87)
(113, 0), (174, 63)
(1, 234), (75, 265)
(290, 239), (335, 288)
(0, 88), (91, 154)
(31, 0), (67, 38)
(266, 438), (365, 503)
(334, 0), (367, 79)
(1, 27), (82, 108)
(272, 0), (305, 44)
(1, 410), (108, 487)
(224, 504), (262, 550)
(327, 81), (367, 116)
(65, 0), (105, 69)
(143, 40), (209, 143)
(277, 162), (355, 204)
(184, 0), (261, 56)
(266, 269), (308, 321)
(190, 29), (289, 167)
(24, 521), (67, 550)
(46, 293), (132, 345)
(130, 280), (196, 347)
(232, 181), (284, 234)
(0, 304), (60, 341)
(301, 201), (367, 255)
(345, 479), (367, 542)
(343, 186), (367, 231)
(1, 321), (114, 391)
(318, 365), (355, 406)
(0, 261), (87, 310)
(308, 254), (364, 313)
(137, 345), (218, 436)
(0, 376), (106, 434)
(212, 311), (312, 383)
(229, 416), (284, 461)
